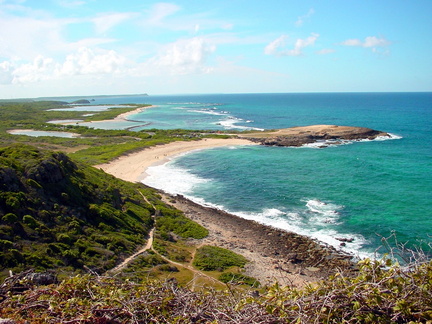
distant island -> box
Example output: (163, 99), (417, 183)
(70, 99), (91, 104)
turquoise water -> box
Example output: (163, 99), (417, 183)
(88, 93), (431, 258)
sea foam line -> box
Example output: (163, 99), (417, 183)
(142, 159), (374, 259)
(301, 132), (402, 149)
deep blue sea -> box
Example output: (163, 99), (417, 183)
(77, 92), (432, 258)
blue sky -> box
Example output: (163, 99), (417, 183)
(0, 0), (431, 98)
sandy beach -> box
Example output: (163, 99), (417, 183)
(96, 138), (257, 183)
(96, 137), (354, 286)
(96, 124), (388, 183)
(114, 105), (154, 121)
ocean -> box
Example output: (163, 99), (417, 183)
(84, 92), (432, 259)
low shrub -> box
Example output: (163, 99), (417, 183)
(193, 245), (248, 271)
(2, 213), (18, 224)
(22, 215), (38, 229)
(219, 272), (260, 287)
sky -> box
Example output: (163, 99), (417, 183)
(0, 0), (431, 98)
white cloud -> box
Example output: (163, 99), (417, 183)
(316, 48), (335, 55)
(264, 35), (288, 55)
(57, 47), (126, 76)
(0, 61), (13, 84)
(141, 3), (234, 34)
(148, 37), (216, 75)
(341, 39), (362, 47)
(0, 12), (78, 61)
(57, 0), (86, 8)
(341, 36), (391, 50)
(295, 8), (315, 27)
(363, 36), (391, 48)
(12, 56), (56, 83)
(265, 33), (319, 57)
(147, 2), (181, 26)
(1, 47), (127, 85)
(92, 12), (137, 34)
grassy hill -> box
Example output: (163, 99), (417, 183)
(0, 144), (206, 279)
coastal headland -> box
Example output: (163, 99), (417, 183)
(96, 124), (388, 285)
(239, 124), (390, 147)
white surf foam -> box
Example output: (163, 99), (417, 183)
(143, 162), (209, 195)
(142, 159), (375, 259)
(305, 199), (343, 225)
(186, 109), (229, 116)
(217, 117), (264, 131)
(301, 133), (402, 149)
(232, 204), (372, 259)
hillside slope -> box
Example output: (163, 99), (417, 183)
(0, 144), (181, 278)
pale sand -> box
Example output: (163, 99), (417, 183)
(114, 105), (154, 121)
(96, 138), (257, 183)
(96, 137), (353, 286)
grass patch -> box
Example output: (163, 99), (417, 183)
(156, 206), (209, 240)
(193, 245), (248, 271)
(152, 239), (192, 263)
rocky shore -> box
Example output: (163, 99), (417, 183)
(239, 125), (390, 147)
(161, 192), (356, 287)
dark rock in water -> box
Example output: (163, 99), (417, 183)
(336, 237), (354, 243)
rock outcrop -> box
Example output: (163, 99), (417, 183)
(240, 125), (390, 147)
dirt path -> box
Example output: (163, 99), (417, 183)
(107, 190), (225, 287)
(149, 245), (224, 287)
(107, 228), (155, 274)
(107, 190), (157, 275)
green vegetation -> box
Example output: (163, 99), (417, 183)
(0, 101), (230, 165)
(155, 205), (209, 240)
(0, 144), (205, 280)
(153, 238), (192, 262)
(193, 245), (248, 271)
(1, 258), (432, 323)
(219, 272), (260, 287)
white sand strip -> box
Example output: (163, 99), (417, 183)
(95, 138), (256, 183)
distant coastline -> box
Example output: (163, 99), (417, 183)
(96, 124), (389, 182)
(36, 93), (149, 101)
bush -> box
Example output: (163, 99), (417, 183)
(219, 272), (260, 287)
(22, 215), (38, 229)
(0, 239), (13, 250)
(56, 233), (72, 244)
(2, 213), (18, 224)
(193, 245), (248, 271)
(156, 213), (208, 239)
(2, 256), (432, 323)
(27, 178), (42, 189)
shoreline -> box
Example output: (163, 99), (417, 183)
(96, 138), (257, 183)
(114, 105), (154, 121)
(96, 137), (355, 285)
(159, 193), (354, 286)
(58, 105), (154, 126)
